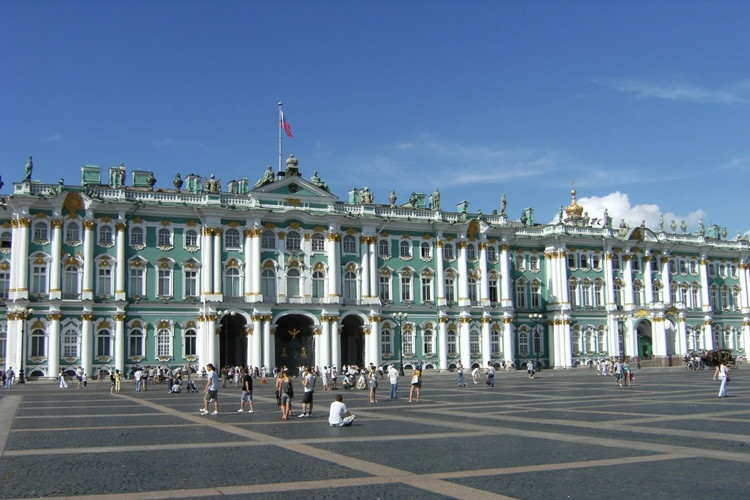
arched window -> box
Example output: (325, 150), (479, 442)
(65, 222), (80, 244)
(33, 221), (49, 241)
(63, 263), (81, 299)
(184, 229), (198, 248)
(447, 327), (457, 355)
(286, 231), (301, 252)
(533, 331), (542, 354)
(487, 245), (497, 262)
(515, 279), (527, 309)
(96, 329), (112, 357)
(225, 228), (241, 249)
(261, 268), (277, 298)
(378, 239), (390, 258)
(381, 328), (393, 356)
(400, 240), (412, 258)
(30, 256), (49, 295)
(466, 243), (477, 261)
(30, 328), (46, 357)
(530, 280), (542, 309)
(157, 227), (172, 247)
(343, 235), (357, 254)
(403, 327), (414, 356)
(518, 331), (529, 356)
(311, 233), (325, 252)
(184, 329), (197, 357)
(261, 230), (276, 249)
(470, 328), (480, 355)
(63, 328), (79, 358)
(568, 278), (578, 308)
(157, 328), (172, 358)
(443, 243), (454, 260)
(423, 328), (434, 356)
(129, 328), (144, 358)
(130, 226), (145, 247)
(287, 267), (301, 297)
(420, 241), (432, 259)
(343, 270), (357, 301)
(468, 276), (478, 304)
(571, 328), (582, 353)
(98, 225), (114, 246)
(224, 267), (241, 297)
(312, 269), (325, 298)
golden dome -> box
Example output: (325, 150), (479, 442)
(565, 188), (584, 219)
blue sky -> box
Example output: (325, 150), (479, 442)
(2, 1), (749, 236)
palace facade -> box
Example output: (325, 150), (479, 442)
(1, 156), (748, 379)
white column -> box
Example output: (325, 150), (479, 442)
(605, 250), (616, 309)
(47, 312), (61, 377)
(361, 237), (370, 300)
(481, 316), (491, 366)
(436, 239), (446, 305)
(245, 326), (253, 368)
(251, 229), (262, 301)
(699, 256), (711, 311)
(5, 314), (18, 372)
(644, 254), (654, 305)
(368, 314), (381, 367)
(206, 313), (218, 366)
(479, 242), (489, 304)
(438, 316), (447, 370)
(13, 217), (31, 300)
(739, 261), (750, 312)
(244, 229), (253, 300)
(623, 252), (634, 308)
(327, 230), (341, 302)
(503, 318), (515, 366)
(460, 317), (471, 368)
(115, 222), (127, 301)
(661, 256), (672, 306)
(81, 312), (94, 377)
(202, 227), (213, 297)
(369, 237), (378, 299)
(320, 316), (331, 368)
(82, 220), (95, 300)
(263, 317), (273, 370)
(330, 317), (341, 370)
(252, 315), (262, 369)
(457, 241), (469, 307)
(213, 229), (222, 298)
(114, 311), (126, 375)
(49, 219), (63, 300)
(500, 244), (512, 307)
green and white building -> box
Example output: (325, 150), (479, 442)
(1, 155), (748, 378)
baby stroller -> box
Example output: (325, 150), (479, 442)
(186, 378), (198, 393)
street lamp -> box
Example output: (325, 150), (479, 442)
(18, 307), (34, 384)
(615, 314), (628, 359)
(394, 312), (408, 376)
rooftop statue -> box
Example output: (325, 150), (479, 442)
(500, 194), (507, 215)
(173, 173), (183, 191)
(147, 172), (156, 189)
(408, 192), (418, 208)
(23, 156), (33, 182)
(254, 166), (275, 189)
(388, 190), (397, 207)
(431, 188), (441, 210)
(360, 186), (374, 204)
(311, 170), (329, 191)
(206, 174), (221, 193)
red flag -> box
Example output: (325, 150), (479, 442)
(280, 110), (293, 138)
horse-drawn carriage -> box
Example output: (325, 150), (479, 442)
(685, 349), (736, 370)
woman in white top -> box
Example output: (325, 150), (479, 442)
(713, 359), (730, 398)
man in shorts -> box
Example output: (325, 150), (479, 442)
(237, 367), (254, 414)
(200, 363), (220, 415)
(299, 366), (317, 417)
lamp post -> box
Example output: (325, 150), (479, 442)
(615, 314), (628, 359)
(18, 307), (34, 384)
(394, 312), (408, 376)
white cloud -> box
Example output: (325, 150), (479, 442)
(597, 78), (750, 105)
(565, 191), (706, 232)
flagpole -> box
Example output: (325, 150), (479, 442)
(278, 101), (283, 174)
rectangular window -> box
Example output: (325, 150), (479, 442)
(381, 329), (392, 356)
(378, 275), (390, 301)
(445, 277), (455, 302)
(31, 265), (48, 295)
(400, 275), (412, 302)
(184, 270), (198, 298)
(129, 267), (145, 296)
(421, 275), (432, 302)
(97, 267), (112, 297)
(158, 269), (172, 297)
(531, 283), (541, 309)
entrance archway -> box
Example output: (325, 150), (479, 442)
(220, 313), (248, 369)
(341, 315), (365, 367)
(636, 320), (653, 359)
(275, 314), (314, 372)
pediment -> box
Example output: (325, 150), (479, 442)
(622, 227), (659, 242)
(252, 175), (338, 201)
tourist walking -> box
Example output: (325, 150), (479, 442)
(58, 368), (68, 389)
(300, 366), (316, 417)
(388, 364), (399, 398)
(527, 360), (535, 379)
(238, 367), (255, 414)
(200, 363), (220, 415)
(713, 359), (730, 398)
(276, 369), (293, 420)
(486, 362), (495, 387)
(457, 360), (467, 387)
(408, 367), (421, 403)
(368, 366), (378, 403)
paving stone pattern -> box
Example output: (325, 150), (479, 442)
(0, 367), (748, 499)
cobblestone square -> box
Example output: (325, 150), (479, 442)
(1, 367), (748, 499)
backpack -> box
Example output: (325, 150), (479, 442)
(286, 383), (294, 398)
